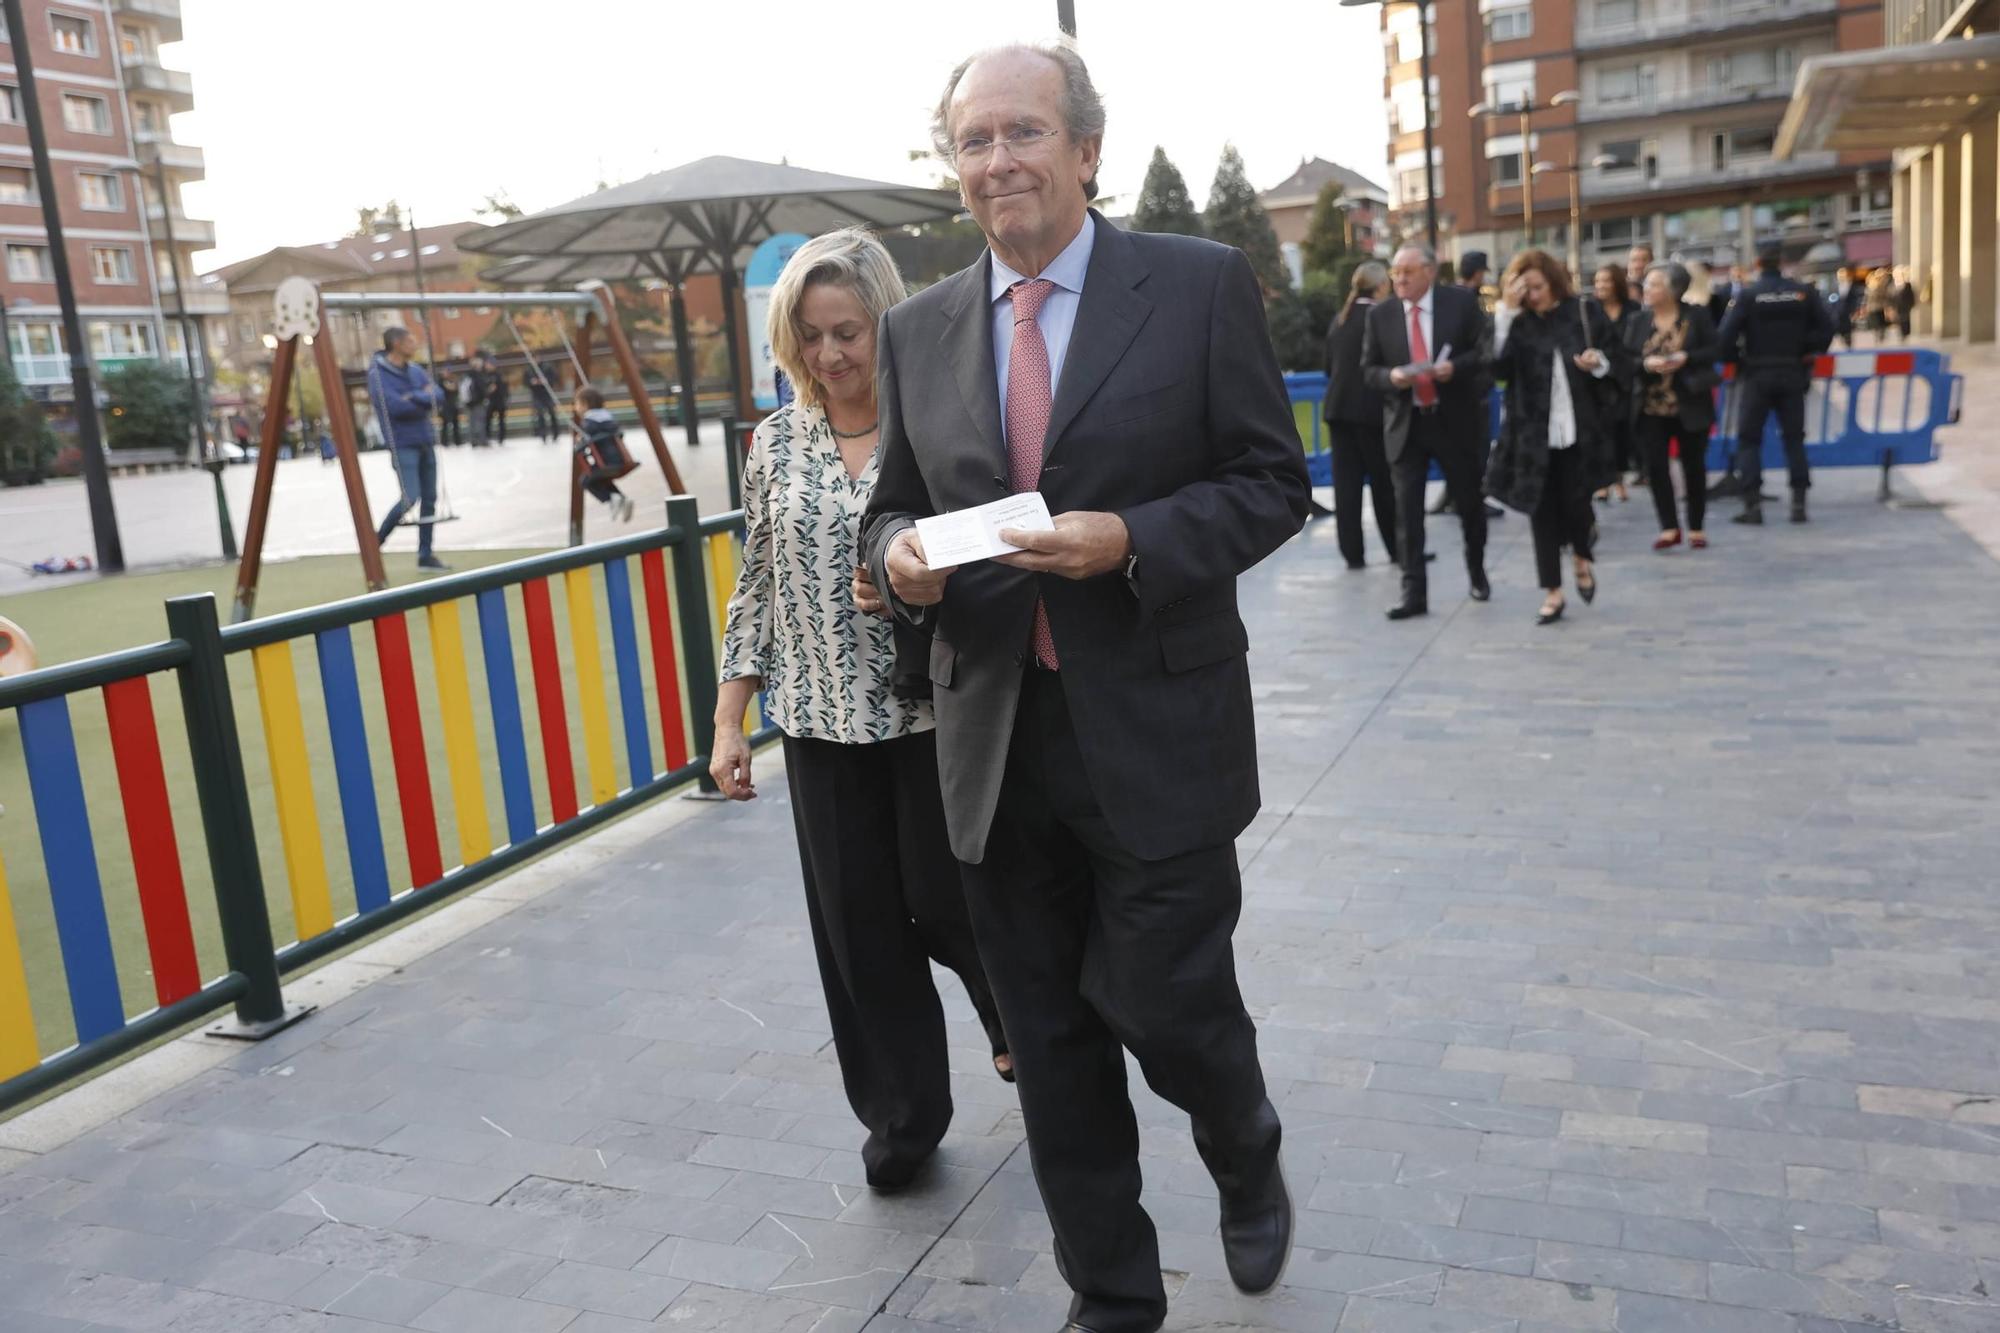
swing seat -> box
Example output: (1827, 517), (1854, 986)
(396, 512), (463, 527)
(579, 432), (640, 483)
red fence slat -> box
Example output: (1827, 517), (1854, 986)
(520, 577), (579, 825)
(372, 612), (444, 887)
(101, 677), (202, 1006)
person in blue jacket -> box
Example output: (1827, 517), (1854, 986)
(368, 327), (450, 570)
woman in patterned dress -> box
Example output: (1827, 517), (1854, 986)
(1623, 263), (1719, 551)
(712, 229), (1009, 1192)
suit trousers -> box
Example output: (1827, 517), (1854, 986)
(1330, 418), (1398, 568)
(1391, 412), (1487, 604)
(1638, 413), (1707, 532)
(1732, 373), (1810, 496)
(957, 670), (1281, 1333)
(1532, 443), (1596, 590)
(780, 730), (1006, 1185)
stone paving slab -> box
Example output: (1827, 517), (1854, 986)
(3, 468), (1999, 1331)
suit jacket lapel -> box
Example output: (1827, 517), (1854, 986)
(1389, 296), (1414, 364)
(1044, 214), (1153, 461)
(942, 254), (1008, 480)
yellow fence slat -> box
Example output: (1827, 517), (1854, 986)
(564, 566), (618, 807)
(426, 599), (493, 869)
(250, 641), (335, 940)
(0, 849), (40, 1080)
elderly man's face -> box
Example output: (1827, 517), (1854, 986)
(1627, 247), (1652, 281)
(949, 50), (1097, 263)
(1389, 249), (1434, 303)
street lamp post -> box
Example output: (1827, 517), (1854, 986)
(1468, 90), (1578, 251)
(1342, 0), (1438, 253)
(1531, 154), (1619, 278)
(3, 0), (122, 571)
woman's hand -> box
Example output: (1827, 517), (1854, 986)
(709, 723), (756, 801)
(1666, 351), (1689, 370)
(1573, 349), (1606, 374)
(852, 562), (888, 618)
(1504, 276), (1529, 310)
(1642, 355), (1667, 373)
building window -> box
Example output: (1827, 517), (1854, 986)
(12, 321), (64, 359)
(1389, 77), (1440, 138)
(1484, 62), (1536, 110)
(117, 24), (151, 59)
(1386, 5), (1436, 63)
(1599, 139), (1642, 170)
(1596, 0), (1639, 25)
(0, 167), (34, 204)
(89, 246), (134, 283)
(131, 100), (162, 134)
(1485, 4), (1533, 42)
(448, 340), (466, 358)
(49, 12), (96, 56)
(89, 321), (156, 359)
(77, 171), (122, 211)
(1713, 126), (1777, 169)
(212, 323), (229, 348)
(238, 319), (255, 344)
(1491, 155), (1524, 186)
(0, 86), (20, 124)
(62, 93), (112, 135)
(1598, 66), (1643, 103)
(443, 306), (462, 319)
(6, 244), (53, 281)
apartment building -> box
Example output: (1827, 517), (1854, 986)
(0, 0), (217, 414)
(1380, 0), (1892, 278)
(1260, 156), (1393, 261)
(1778, 0), (1999, 341)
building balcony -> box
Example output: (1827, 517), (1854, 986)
(1578, 81), (1794, 123)
(155, 280), (228, 315)
(132, 130), (205, 179)
(1580, 149), (1841, 200)
(111, 0), (183, 42)
(1576, 0), (1837, 52)
(144, 204), (216, 248)
(122, 59), (196, 112)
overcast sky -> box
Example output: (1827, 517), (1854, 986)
(173, 0), (1389, 271)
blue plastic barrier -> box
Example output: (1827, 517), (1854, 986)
(1286, 348), (1961, 496)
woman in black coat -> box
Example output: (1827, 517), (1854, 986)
(1624, 263), (1720, 550)
(1486, 250), (1617, 626)
(1590, 264), (1646, 502)
(1322, 261), (1397, 570)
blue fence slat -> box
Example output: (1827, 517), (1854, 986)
(16, 697), (124, 1042)
(314, 626), (392, 914)
(601, 559), (654, 787)
(475, 588), (537, 846)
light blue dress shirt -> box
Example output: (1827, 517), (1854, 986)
(990, 215), (1097, 445)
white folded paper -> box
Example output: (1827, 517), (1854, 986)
(914, 493), (1055, 570)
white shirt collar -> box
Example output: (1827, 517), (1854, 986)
(1410, 285), (1434, 317)
(990, 214), (1097, 304)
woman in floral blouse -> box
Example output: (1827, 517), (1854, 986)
(712, 229), (1007, 1192)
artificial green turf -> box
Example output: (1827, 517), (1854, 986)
(0, 545), (708, 1060)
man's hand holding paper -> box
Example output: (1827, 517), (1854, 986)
(914, 492), (1055, 568)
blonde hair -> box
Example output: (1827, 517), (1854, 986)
(766, 229), (908, 412)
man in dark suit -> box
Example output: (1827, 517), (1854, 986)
(1361, 243), (1494, 619)
(860, 44), (1309, 1333)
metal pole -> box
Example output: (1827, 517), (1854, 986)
(1568, 158), (1583, 280)
(4, 0), (121, 571)
(666, 494), (721, 797)
(1417, 1), (1438, 252)
(718, 262), (751, 422)
(668, 281), (701, 448)
(147, 159), (232, 560)
(1521, 107), (1534, 248)
(1057, 0), (1077, 40)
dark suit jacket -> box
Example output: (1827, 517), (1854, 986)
(1621, 301), (1720, 435)
(1323, 300), (1384, 427)
(861, 212), (1311, 865)
(1358, 284), (1494, 462)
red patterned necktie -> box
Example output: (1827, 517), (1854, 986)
(1409, 301), (1438, 409)
(1005, 278), (1059, 670)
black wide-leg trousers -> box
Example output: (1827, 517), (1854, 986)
(781, 730), (1006, 1184)
(957, 670), (1281, 1333)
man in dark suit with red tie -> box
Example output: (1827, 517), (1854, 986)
(859, 43), (1309, 1333)
(1361, 243), (1495, 619)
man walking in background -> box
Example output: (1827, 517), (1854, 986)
(864, 42), (1307, 1333)
(1363, 243), (1495, 620)
(368, 327), (449, 571)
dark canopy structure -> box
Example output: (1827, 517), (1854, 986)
(460, 156), (963, 442)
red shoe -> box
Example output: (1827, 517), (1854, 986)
(1653, 531), (1682, 551)
(1689, 533), (1708, 549)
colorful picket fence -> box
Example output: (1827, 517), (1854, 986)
(0, 496), (765, 1112)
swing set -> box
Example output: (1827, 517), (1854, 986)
(232, 279), (685, 623)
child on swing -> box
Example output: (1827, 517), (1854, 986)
(572, 385), (636, 522)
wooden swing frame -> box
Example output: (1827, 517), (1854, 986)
(232, 282), (685, 622)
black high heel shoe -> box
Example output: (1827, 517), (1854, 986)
(1537, 598), (1565, 626)
(1576, 569), (1597, 605)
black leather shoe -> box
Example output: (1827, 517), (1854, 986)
(1537, 600), (1565, 626)
(1577, 571), (1596, 605)
(1468, 570), (1491, 602)
(1732, 506), (1763, 526)
(1386, 601), (1428, 620)
(1221, 1166), (1293, 1294)
(1484, 502), (1506, 519)
(1790, 491), (1809, 523)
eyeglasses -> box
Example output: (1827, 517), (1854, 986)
(953, 127), (1063, 165)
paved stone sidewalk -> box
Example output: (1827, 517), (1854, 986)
(3, 468), (1999, 1333)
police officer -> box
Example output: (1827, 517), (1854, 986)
(1715, 240), (1835, 525)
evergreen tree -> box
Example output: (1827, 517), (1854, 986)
(1132, 147), (1203, 237)
(1301, 180), (1351, 275)
(1205, 145), (1289, 293)
(101, 361), (194, 455)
